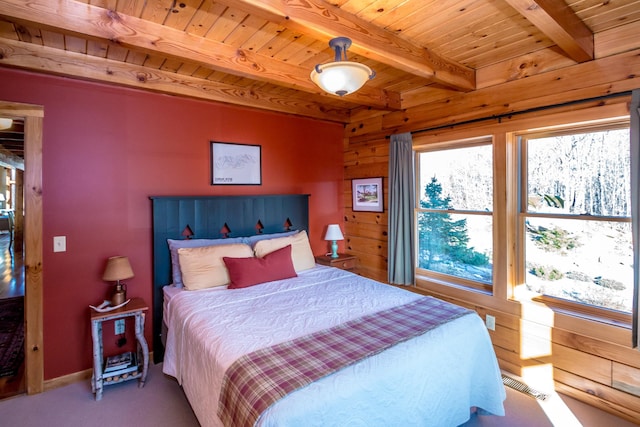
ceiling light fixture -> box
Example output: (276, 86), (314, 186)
(310, 37), (375, 97)
(0, 118), (12, 130)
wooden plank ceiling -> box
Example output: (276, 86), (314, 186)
(0, 0), (639, 125)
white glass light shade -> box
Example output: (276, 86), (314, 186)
(324, 224), (344, 241)
(310, 62), (374, 97)
(0, 118), (12, 130)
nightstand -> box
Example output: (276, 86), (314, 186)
(315, 254), (358, 272)
(90, 297), (149, 401)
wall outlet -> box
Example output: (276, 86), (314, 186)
(486, 314), (496, 331)
(115, 319), (125, 335)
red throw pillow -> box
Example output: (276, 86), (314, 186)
(224, 244), (297, 289)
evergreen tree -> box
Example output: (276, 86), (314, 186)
(419, 177), (473, 268)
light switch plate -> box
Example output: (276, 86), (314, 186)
(53, 236), (66, 252)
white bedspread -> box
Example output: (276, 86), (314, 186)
(163, 266), (505, 427)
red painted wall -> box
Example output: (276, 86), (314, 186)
(0, 68), (345, 380)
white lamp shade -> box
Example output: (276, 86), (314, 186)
(324, 224), (344, 241)
(310, 62), (374, 96)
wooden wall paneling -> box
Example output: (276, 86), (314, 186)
(554, 370), (640, 423)
(488, 324), (521, 355)
(343, 139), (390, 167)
(346, 235), (387, 258)
(519, 319), (554, 361)
(343, 132), (389, 284)
(344, 161), (388, 180)
(399, 85), (459, 110)
(343, 221), (388, 242)
(348, 107), (389, 123)
(344, 209), (387, 225)
(345, 116), (384, 138)
(494, 346), (526, 377)
(356, 265), (387, 283)
(551, 343), (611, 386)
(552, 328), (640, 370)
(612, 362), (640, 398)
(344, 249), (387, 281)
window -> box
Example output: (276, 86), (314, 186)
(415, 140), (493, 289)
(519, 123), (632, 314)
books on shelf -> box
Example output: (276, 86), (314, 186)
(104, 351), (138, 376)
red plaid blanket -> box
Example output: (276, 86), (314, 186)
(217, 296), (472, 427)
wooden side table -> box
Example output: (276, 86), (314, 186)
(315, 254), (358, 272)
(90, 297), (149, 401)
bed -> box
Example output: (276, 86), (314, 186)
(151, 195), (506, 427)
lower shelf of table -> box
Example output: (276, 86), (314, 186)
(101, 366), (142, 385)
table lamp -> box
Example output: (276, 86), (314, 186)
(324, 224), (344, 258)
(102, 256), (134, 306)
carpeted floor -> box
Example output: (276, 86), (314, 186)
(0, 296), (24, 378)
(0, 362), (637, 427)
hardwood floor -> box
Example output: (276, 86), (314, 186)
(0, 231), (25, 399)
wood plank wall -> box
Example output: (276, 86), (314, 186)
(343, 46), (640, 423)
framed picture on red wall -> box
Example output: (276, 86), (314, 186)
(211, 141), (262, 185)
(352, 177), (383, 212)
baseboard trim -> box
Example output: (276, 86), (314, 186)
(44, 369), (91, 392)
(43, 351), (156, 392)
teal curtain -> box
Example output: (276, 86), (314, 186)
(631, 90), (640, 349)
(388, 132), (415, 285)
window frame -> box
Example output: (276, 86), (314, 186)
(414, 137), (494, 293)
(411, 102), (635, 341)
(516, 120), (633, 324)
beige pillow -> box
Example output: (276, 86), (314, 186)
(178, 243), (253, 290)
(253, 230), (315, 272)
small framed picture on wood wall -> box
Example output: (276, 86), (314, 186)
(211, 141), (262, 185)
(352, 177), (383, 212)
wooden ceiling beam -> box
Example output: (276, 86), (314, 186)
(227, 0), (476, 92)
(0, 0), (399, 110)
(0, 38), (353, 123)
(504, 0), (593, 63)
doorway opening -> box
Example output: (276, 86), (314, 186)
(0, 158), (25, 398)
(0, 102), (44, 397)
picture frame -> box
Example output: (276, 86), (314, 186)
(352, 177), (384, 212)
(211, 141), (262, 185)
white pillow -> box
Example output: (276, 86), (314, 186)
(177, 243), (253, 290)
(253, 230), (315, 272)
(168, 237), (245, 286)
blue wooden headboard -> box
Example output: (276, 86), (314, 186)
(150, 194), (310, 362)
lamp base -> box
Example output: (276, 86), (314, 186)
(330, 240), (339, 258)
(112, 283), (127, 306)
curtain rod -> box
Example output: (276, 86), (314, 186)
(385, 91), (632, 139)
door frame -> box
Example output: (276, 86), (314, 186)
(0, 101), (43, 394)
